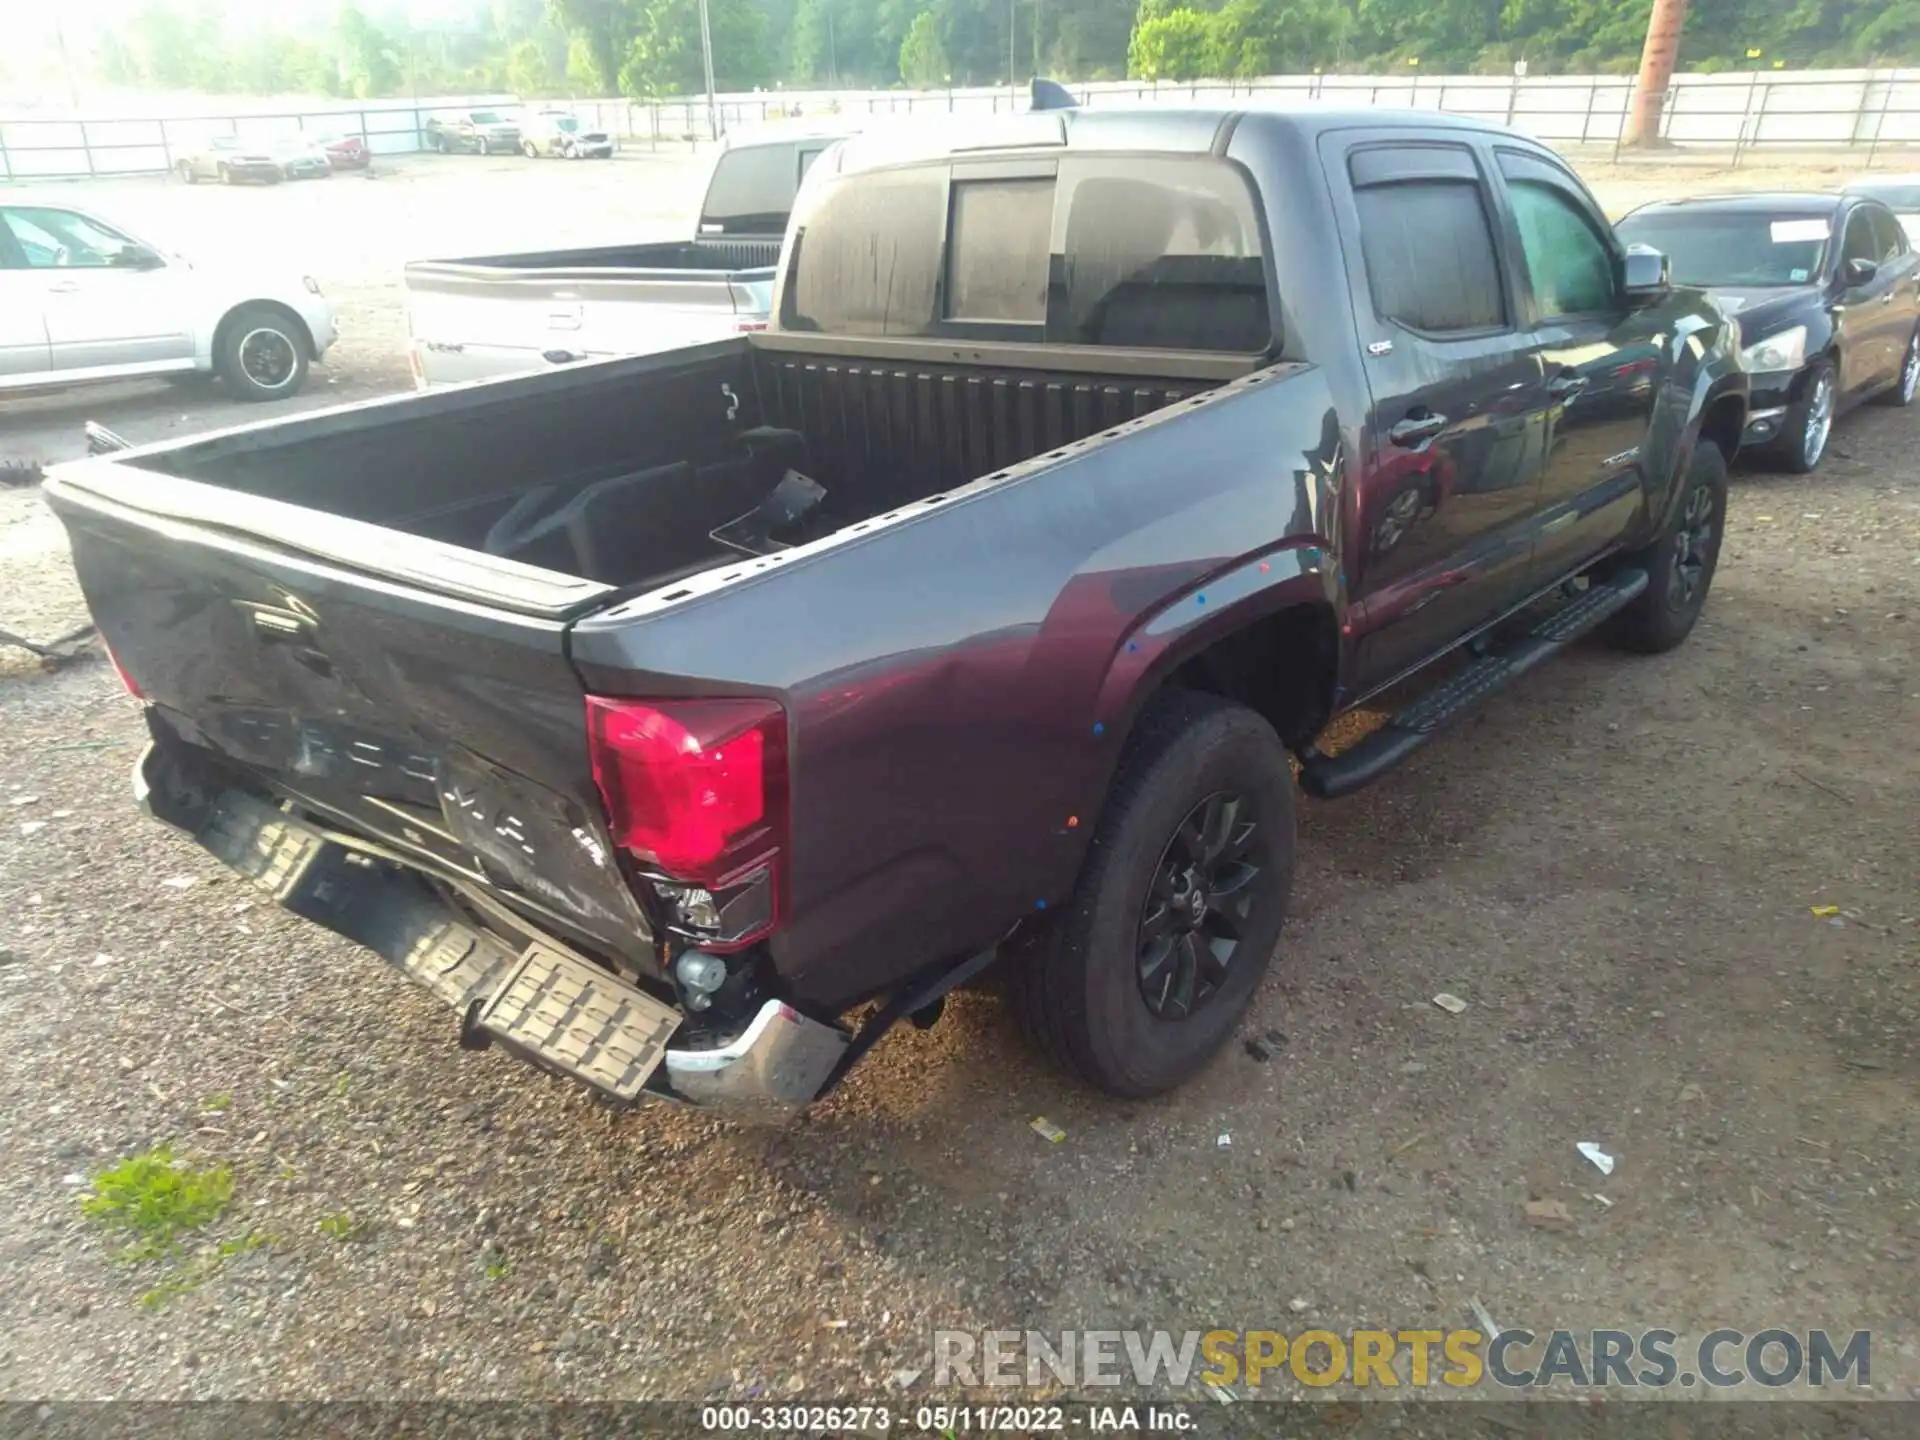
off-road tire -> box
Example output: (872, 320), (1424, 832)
(1007, 690), (1296, 1098)
(1603, 437), (1728, 654)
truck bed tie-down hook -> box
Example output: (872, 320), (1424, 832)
(721, 383), (740, 423)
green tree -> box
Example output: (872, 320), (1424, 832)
(336, 4), (403, 96)
(1128, 7), (1211, 78)
(507, 36), (561, 92)
(618, 0), (770, 97)
(899, 9), (950, 83)
(548, 0), (640, 91)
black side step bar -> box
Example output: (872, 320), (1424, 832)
(1297, 568), (1649, 801)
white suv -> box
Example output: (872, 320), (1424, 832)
(0, 197), (337, 401)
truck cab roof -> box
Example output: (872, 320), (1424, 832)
(821, 104), (1535, 176)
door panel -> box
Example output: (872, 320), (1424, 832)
(1, 206), (195, 372)
(1837, 207), (1898, 394)
(1866, 206), (1920, 390)
(42, 270), (196, 371)
(0, 272), (52, 377)
(1496, 153), (1657, 581)
(1324, 135), (1549, 693)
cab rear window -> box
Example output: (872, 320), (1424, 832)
(701, 142), (815, 238)
(781, 154), (1273, 354)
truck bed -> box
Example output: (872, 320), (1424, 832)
(88, 334), (1236, 601)
(45, 333), (1253, 983)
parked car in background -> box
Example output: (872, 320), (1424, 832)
(1617, 192), (1919, 471)
(176, 136), (282, 185)
(0, 195), (335, 401)
(312, 132), (372, 171)
(406, 126), (851, 385)
(270, 135), (334, 181)
(425, 110), (522, 155)
(521, 109), (615, 159)
(48, 106), (1749, 1118)
(1844, 175), (1920, 243)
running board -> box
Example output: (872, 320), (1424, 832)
(1297, 569), (1649, 800)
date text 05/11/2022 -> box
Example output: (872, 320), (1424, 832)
(697, 1404), (1197, 1432)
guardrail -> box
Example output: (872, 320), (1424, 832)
(3, 68), (1917, 182)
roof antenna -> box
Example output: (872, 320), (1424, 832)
(1029, 77), (1079, 112)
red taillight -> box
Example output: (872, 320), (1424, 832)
(102, 638), (143, 698)
(585, 696), (786, 884)
(733, 318), (768, 333)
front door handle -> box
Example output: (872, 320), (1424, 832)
(1547, 370), (1588, 400)
(1389, 411), (1447, 447)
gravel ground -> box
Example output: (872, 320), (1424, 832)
(2, 149), (1918, 1407)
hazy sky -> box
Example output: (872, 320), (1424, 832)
(4, 0), (487, 43)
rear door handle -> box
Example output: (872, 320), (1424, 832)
(1389, 412), (1447, 447)
(1547, 370), (1588, 400)
(46, 279), (80, 294)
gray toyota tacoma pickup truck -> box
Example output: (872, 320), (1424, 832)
(47, 103), (1745, 1122)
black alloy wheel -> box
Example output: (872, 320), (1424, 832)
(1136, 791), (1268, 1020)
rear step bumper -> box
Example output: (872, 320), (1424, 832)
(133, 743), (848, 1121)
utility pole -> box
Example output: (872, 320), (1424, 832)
(1624, 0), (1688, 147)
(698, 0), (721, 140)
(1009, 0), (1017, 95)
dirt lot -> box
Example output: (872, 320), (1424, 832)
(1, 148), (1918, 1409)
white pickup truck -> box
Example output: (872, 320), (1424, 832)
(404, 127), (852, 387)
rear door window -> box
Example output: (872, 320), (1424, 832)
(1350, 155), (1506, 334)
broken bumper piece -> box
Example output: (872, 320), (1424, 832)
(133, 743), (847, 1119)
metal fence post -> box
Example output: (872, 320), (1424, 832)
(79, 119), (96, 176)
(159, 118), (173, 174)
(1578, 78), (1596, 144)
(0, 128), (11, 183)
(1852, 69), (1875, 150)
(1505, 75), (1519, 127)
(1731, 70), (1763, 167)
(1867, 74), (1892, 165)
(1731, 68), (1760, 164)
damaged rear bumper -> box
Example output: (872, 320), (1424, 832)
(133, 743), (846, 1121)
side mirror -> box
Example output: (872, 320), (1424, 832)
(1621, 243), (1670, 305)
(1845, 256), (1878, 287)
(117, 244), (165, 270)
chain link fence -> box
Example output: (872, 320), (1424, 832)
(4, 68), (1917, 183)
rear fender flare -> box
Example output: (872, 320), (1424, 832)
(1044, 539), (1336, 873)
